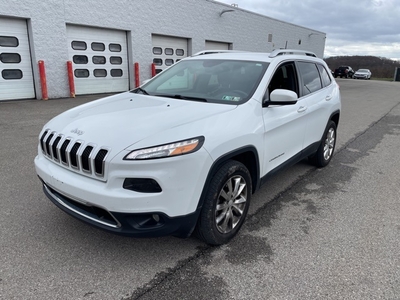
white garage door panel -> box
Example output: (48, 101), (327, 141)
(0, 18), (35, 101)
(152, 35), (188, 74)
(205, 41), (230, 50)
(67, 25), (129, 95)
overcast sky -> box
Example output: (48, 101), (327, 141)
(219, 0), (400, 60)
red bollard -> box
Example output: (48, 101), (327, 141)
(67, 61), (76, 98)
(151, 63), (156, 77)
(134, 62), (140, 88)
(38, 60), (48, 100)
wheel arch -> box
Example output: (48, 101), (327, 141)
(196, 146), (260, 211)
(330, 110), (340, 128)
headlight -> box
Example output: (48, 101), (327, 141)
(124, 136), (205, 160)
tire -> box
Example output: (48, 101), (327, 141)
(195, 160), (252, 245)
(309, 120), (337, 168)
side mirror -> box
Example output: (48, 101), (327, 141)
(264, 89), (298, 107)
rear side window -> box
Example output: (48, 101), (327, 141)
(297, 62), (322, 96)
(317, 64), (332, 87)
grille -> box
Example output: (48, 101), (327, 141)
(40, 129), (109, 178)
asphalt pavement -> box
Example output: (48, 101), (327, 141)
(1, 79), (399, 299)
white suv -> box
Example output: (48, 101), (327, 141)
(35, 49), (341, 245)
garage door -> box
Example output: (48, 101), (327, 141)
(67, 25), (129, 95)
(152, 35), (188, 74)
(205, 41), (230, 51)
(0, 18), (35, 101)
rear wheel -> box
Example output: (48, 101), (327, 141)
(309, 121), (337, 168)
(195, 160), (252, 245)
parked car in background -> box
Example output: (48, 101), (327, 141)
(35, 49), (341, 245)
(353, 69), (372, 80)
(334, 66), (355, 78)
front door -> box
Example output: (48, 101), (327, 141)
(261, 62), (307, 175)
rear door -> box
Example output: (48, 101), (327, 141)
(297, 61), (335, 148)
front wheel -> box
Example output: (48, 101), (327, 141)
(309, 121), (337, 168)
(195, 160), (252, 245)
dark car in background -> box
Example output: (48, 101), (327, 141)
(334, 66), (354, 78)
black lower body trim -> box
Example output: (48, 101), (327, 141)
(42, 182), (200, 238)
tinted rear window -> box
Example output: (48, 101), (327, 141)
(297, 62), (322, 95)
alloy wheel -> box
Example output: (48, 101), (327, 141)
(323, 127), (335, 160)
(215, 175), (248, 234)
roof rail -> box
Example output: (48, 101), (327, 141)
(269, 49), (317, 58)
(192, 50), (245, 56)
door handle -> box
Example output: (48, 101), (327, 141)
(325, 95), (332, 101)
(297, 106), (307, 113)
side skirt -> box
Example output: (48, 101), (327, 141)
(259, 141), (320, 187)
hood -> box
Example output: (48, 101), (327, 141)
(44, 92), (237, 150)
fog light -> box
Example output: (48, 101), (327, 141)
(123, 178), (162, 193)
(152, 214), (160, 223)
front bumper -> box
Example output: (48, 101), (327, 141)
(42, 182), (200, 237)
(35, 146), (213, 237)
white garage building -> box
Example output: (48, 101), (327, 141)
(0, 0), (326, 101)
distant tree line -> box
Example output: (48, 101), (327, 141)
(324, 56), (400, 78)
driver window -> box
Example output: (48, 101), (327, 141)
(267, 62), (298, 99)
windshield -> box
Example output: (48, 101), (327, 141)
(357, 69), (369, 72)
(138, 59), (268, 104)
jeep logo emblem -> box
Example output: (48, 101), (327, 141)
(71, 128), (84, 135)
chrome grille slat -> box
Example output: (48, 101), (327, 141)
(69, 142), (82, 169)
(94, 149), (108, 176)
(39, 129), (109, 179)
(81, 145), (94, 173)
(60, 138), (71, 165)
(45, 133), (54, 156)
(40, 130), (49, 153)
(52, 135), (62, 161)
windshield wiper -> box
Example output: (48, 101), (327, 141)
(131, 87), (149, 95)
(154, 94), (207, 102)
